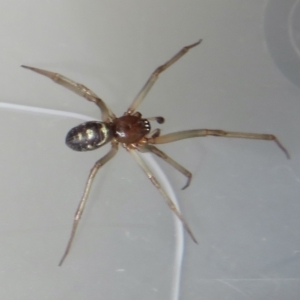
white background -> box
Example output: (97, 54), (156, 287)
(0, 0), (299, 299)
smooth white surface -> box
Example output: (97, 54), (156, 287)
(0, 1), (299, 299)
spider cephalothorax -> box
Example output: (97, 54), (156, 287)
(22, 39), (289, 266)
(112, 114), (151, 143)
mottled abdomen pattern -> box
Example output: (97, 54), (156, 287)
(66, 121), (113, 151)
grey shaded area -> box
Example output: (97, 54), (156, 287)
(0, 1), (299, 299)
(265, 0), (300, 89)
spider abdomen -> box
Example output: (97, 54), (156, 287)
(66, 121), (113, 151)
(113, 115), (151, 143)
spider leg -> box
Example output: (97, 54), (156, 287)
(129, 148), (198, 244)
(21, 65), (116, 121)
(59, 141), (118, 266)
(148, 129), (290, 159)
(126, 40), (202, 115)
(137, 144), (192, 190)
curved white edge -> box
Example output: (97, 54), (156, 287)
(0, 101), (185, 300)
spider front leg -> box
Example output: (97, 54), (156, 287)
(59, 142), (118, 266)
(148, 129), (290, 159)
(129, 149), (198, 244)
(137, 144), (192, 190)
(126, 39), (202, 115)
(21, 65), (115, 121)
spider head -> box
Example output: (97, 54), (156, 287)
(66, 121), (113, 151)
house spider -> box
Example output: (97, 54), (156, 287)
(22, 40), (289, 266)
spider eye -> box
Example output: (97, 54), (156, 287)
(66, 121), (113, 151)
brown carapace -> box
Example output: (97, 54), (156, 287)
(22, 39), (289, 266)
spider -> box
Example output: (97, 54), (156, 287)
(22, 40), (289, 266)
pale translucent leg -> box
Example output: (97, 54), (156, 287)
(148, 129), (290, 159)
(129, 149), (198, 243)
(21, 65), (116, 121)
(126, 40), (202, 114)
(137, 144), (192, 190)
(59, 142), (118, 266)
